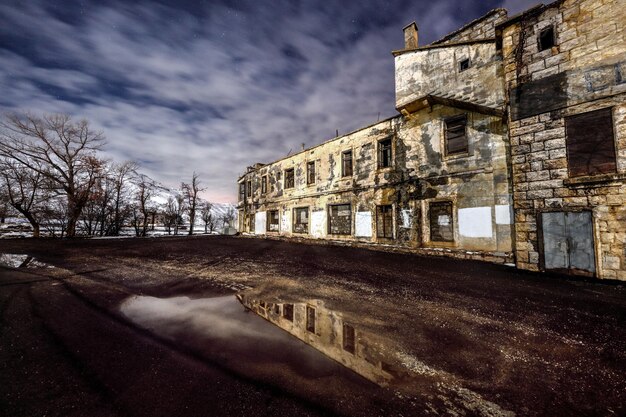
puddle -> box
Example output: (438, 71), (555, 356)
(120, 295), (370, 384)
(120, 294), (516, 416)
(0, 254), (52, 269)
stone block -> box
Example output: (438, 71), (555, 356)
(528, 189), (554, 199)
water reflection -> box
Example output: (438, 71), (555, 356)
(237, 294), (410, 387)
(0, 254), (51, 269)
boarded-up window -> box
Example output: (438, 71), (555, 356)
(376, 205), (393, 238)
(306, 305), (316, 333)
(538, 26), (555, 51)
(261, 175), (267, 194)
(307, 161), (316, 184)
(378, 138), (392, 168)
(565, 108), (616, 177)
(343, 323), (355, 354)
(239, 183), (245, 201)
(284, 168), (294, 189)
(342, 150), (353, 177)
(283, 303), (294, 321)
(328, 203), (351, 235)
(267, 210), (279, 232)
(429, 201), (454, 242)
(445, 115), (468, 155)
(293, 207), (309, 233)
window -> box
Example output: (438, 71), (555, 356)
(565, 107), (616, 177)
(444, 114), (468, 155)
(248, 214), (255, 233)
(246, 180), (252, 196)
(273, 304), (280, 315)
(378, 138), (392, 168)
(267, 210), (279, 232)
(293, 207), (309, 234)
(283, 303), (294, 321)
(307, 161), (316, 185)
(538, 26), (555, 51)
(459, 58), (470, 72)
(239, 183), (245, 201)
(306, 305), (316, 333)
(284, 168), (294, 189)
(341, 150), (353, 177)
(376, 205), (394, 239)
(261, 175), (267, 194)
(429, 201), (454, 242)
(343, 323), (355, 354)
(328, 203), (351, 235)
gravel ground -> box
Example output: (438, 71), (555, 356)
(0, 235), (625, 417)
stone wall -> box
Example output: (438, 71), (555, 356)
(432, 9), (507, 45)
(500, 0), (626, 279)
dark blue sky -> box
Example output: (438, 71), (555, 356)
(0, 0), (537, 202)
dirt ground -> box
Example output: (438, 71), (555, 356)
(0, 235), (625, 417)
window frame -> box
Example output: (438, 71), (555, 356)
(306, 305), (316, 333)
(293, 206), (309, 234)
(459, 57), (471, 72)
(538, 25), (555, 51)
(377, 137), (393, 168)
(376, 204), (394, 239)
(306, 161), (316, 185)
(267, 209), (280, 232)
(429, 201), (455, 243)
(565, 107), (617, 178)
(238, 183), (245, 201)
(327, 203), (352, 235)
(342, 323), (356, 354)
(284, 168), (295, 189)
(261, 175), (267, 194)
(444, 114), (469, 156)
(341, 150), (353, 177)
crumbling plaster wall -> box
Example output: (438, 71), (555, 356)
(395, 43), (505, 110)
(502, 0), (626, 279)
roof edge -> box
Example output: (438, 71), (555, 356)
(431, 8), (507, 46)
(392, 38), (495, 57)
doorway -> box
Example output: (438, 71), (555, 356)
(541, 211), (595, 276)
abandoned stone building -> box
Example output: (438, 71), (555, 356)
(238, 0), (625, 280)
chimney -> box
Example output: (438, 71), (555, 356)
(403, 22), (418, 49)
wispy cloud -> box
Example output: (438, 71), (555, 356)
(0, 0), (539, 202)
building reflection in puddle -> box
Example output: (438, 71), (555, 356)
(237, 294), (409, 387)
(0, 254), (51, 269)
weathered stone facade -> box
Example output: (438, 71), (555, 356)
(238, 1), (626, 279)
(238, 10), (514, 263)
(499, 0), (626, 279)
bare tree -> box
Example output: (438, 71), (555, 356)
(0, 113), (105, 237)
(174, 193), (186, 235)
(131, 174), (155, 237)
(221, 206), (236, 230)
(109, 162), (137, 236)
(182, 172), (204, 235)
(0, 159), (49, 237)
(200, 201), (215, 233)
(163, 196), (177, 235)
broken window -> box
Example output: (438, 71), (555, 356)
(328, 203), (351, 235)
(261, 175), (267, 194)
(444, 114), (468, 155)
(293, 207), (309, 234)
(376, 205), (394, 239)
(283, 303), (294, 321)
(284, 168), (294, 189)
(538, 26), (555, 51)
(459, 58), (470, 72)
(342, 150), (353, 177)
(267, 210), (279, 232)
(565, 107), (616, 177)
(343, 323), (356, 354)
(306, 305), (316, 333)
(429, 201), (454, 242)
(307, 161), (316, 185)
(378, 138), (392, 168)
(239, 183), (245, 201)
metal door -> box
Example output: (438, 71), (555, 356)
(541, 211), (595, 275)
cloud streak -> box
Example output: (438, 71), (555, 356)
(0, 0), (539, 202)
